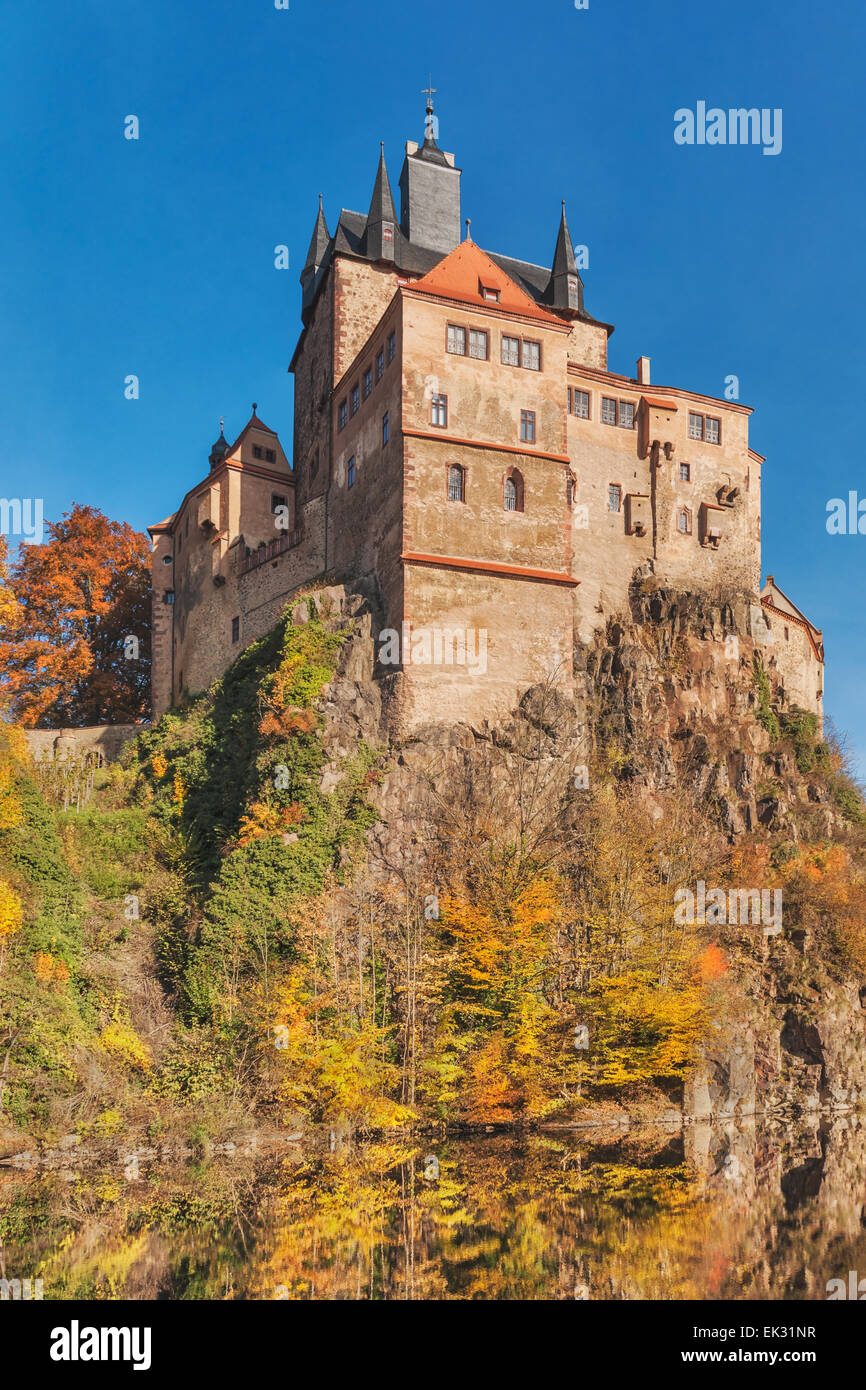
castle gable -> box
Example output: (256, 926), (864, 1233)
(411, 238), (565, 326)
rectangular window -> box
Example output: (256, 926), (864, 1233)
(522, 340), (541, 371)
(688, 411), (704, 440)
(619, 400), (635, 430)
(447, 324), (466, 355)
(431, 393), (448, 427)
(338, 400), (348, 431)
(482, 286), (500, 302)
(376, 349), (385, 382)
(387, 331), (396, 363)
(469, 328), (488, 360)
(679, 462), (691, 482)
(572, 388), (590, 419)
(608, 484), (622, 513)
(382, 411), (390, 445)
(265, 448), (276, 463)
(231, 616), (240, 642)
(706, 416), (721, 445)
(520, 409), (536, 443)
(347, 456), (355, 488)
(601, 397), (617, 426)
(502, 335), (520, 367)
(363, 368), (373, 400)
(271, 493), (287, 513)
(252, 444), (263, 459)
(351, 385), (360, 416)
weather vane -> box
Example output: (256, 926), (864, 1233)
(423, 78), (438, 141)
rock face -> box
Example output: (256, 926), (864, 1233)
(310, 576), (865, 1124)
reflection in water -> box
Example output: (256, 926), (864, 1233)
(1, 1119), (865, 1300)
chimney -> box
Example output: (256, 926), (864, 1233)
(637, 356), (651, 385)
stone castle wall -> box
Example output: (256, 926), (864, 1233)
(149, 246), (822, 732)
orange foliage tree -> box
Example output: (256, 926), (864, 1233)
(0, 504), (151, 726)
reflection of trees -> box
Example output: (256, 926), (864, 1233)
(4, 1122), (866, 1300)
(251, 1137), (717, 1301)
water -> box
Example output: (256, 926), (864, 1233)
(1, 1119), (864, 1300)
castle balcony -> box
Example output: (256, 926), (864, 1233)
(237, 525), (303, 576)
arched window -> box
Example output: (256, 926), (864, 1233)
(677, 507), (692, 535)
(504, 467), (524, 512)
(447, 464), (465, 503)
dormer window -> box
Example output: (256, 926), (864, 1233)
(481, 284), (500, 303)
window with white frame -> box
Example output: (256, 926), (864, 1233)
(522, 340), (541, 371)
(502, 335), (520, 366)
(469, 328), (488, 360)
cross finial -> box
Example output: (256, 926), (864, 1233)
(423, 78), (436, 112)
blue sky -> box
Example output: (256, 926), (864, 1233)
(1, 0), (863, 770)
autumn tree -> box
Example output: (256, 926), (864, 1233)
(0, 504), (151, 726)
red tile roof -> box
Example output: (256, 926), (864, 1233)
(409, 238), (565, 326)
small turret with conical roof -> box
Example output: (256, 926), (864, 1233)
(300, 195), (331, 313)
(363, 144), (399, 262)
(547, 202), (584, 312)
(209, 419), (230, 471)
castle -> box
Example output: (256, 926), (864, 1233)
(148, 99), (824, 731)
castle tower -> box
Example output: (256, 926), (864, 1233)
(397, 90), (462, 254)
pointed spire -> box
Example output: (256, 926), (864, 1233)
(368, 144), (398, 225)
(548, 201), (584, 312)
(302, 195), (330, 277)
(364, 144), (398, 261)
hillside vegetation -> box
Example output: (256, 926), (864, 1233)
(2, 588), (866, 1148)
